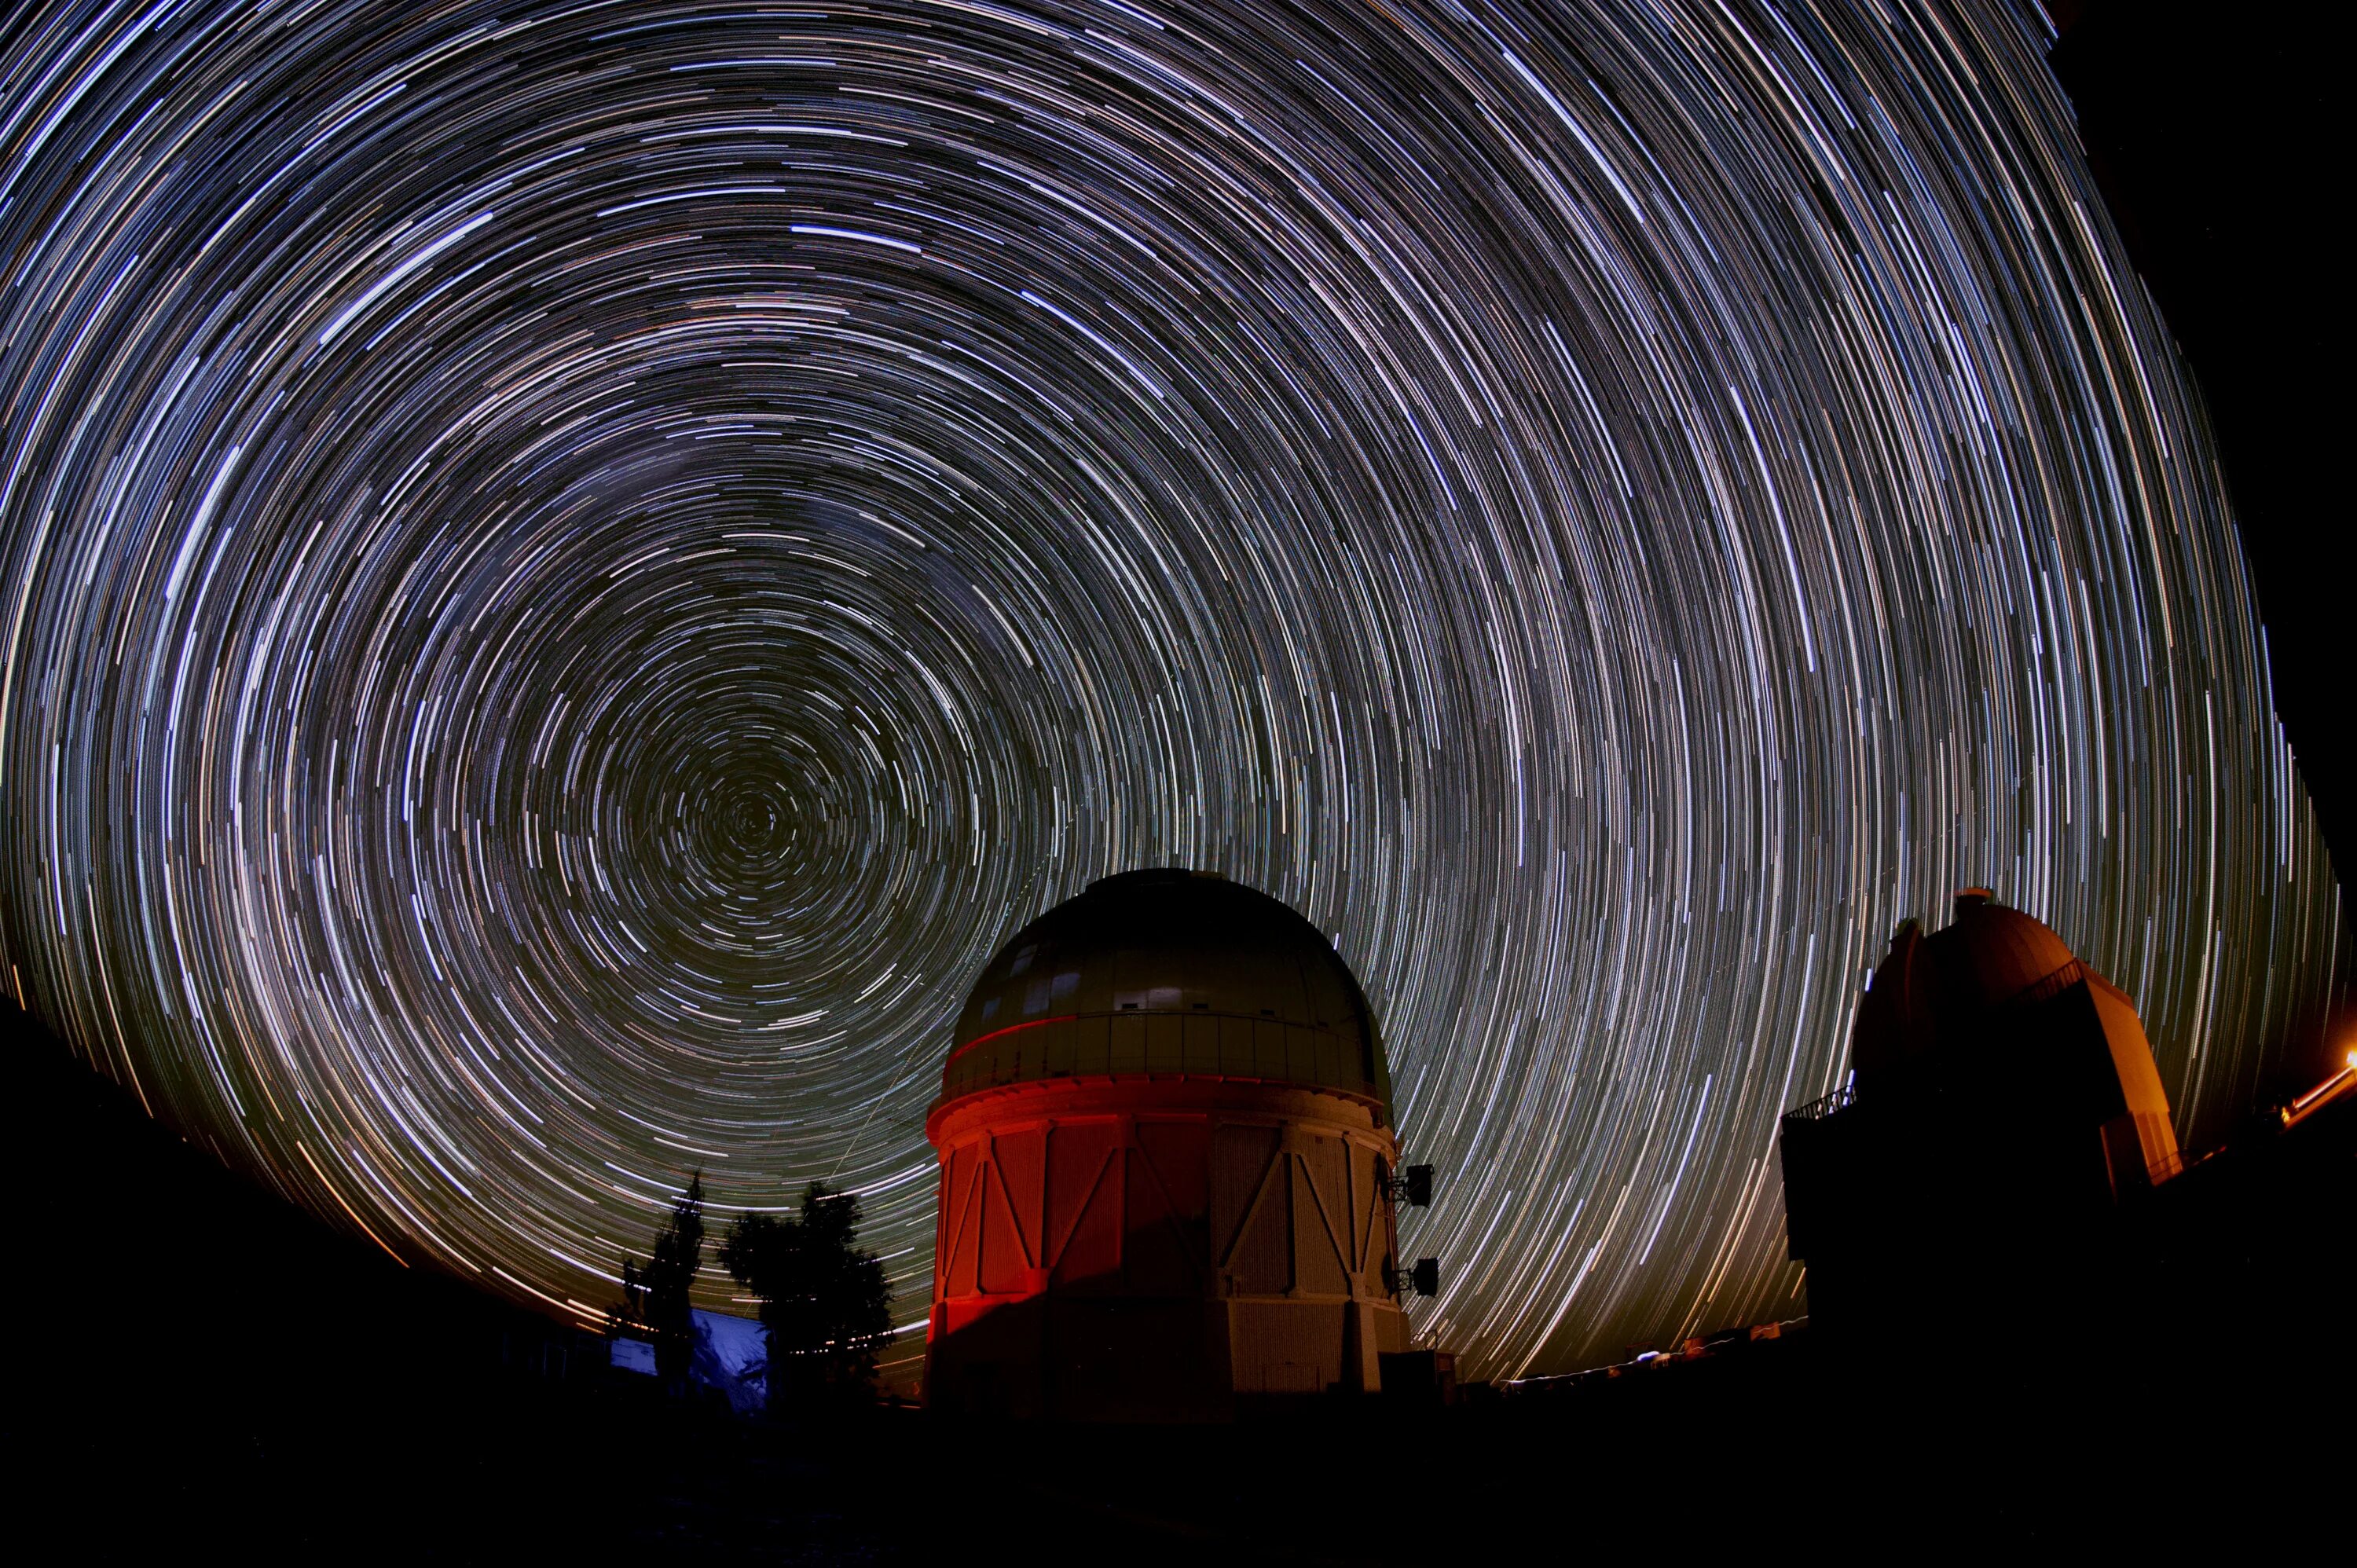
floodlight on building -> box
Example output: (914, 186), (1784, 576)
(1391, 1163), (1435, 1207)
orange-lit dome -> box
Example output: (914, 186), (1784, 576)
(1935, 890), (2079, 1008)
(940, 869), (1391, 1115)
(1851, 891), (2087, 1079)
(1792, 890), (2185, 1330)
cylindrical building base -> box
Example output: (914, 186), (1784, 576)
(925, 1075), (1411, 1421)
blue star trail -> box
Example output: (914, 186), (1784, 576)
(0, 0), (2337, 1380)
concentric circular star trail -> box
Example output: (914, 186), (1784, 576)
(1, 1), (2337, 1379)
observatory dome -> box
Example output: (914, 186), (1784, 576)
(1931, 889), (2080, 1007)
(1851, 890), (2112, 1080)
(940, 869), (1391, 1115)
(925, 868), (1417, 1419)
(1786, 890), (2185, 1341)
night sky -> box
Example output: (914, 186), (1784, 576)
(0, 0), (2337, 1383)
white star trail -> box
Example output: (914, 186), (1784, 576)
(0, 0), (2337, 1379)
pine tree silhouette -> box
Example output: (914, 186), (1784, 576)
(613, 1174), (705, 1385)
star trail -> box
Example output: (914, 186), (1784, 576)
(0, 0), (2338, 1380)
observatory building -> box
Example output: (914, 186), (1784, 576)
(923, 870), (1416, 1420)
(1780, 890), (2183, 1337)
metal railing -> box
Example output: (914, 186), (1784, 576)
(1996, 958), (2089, 1012)
(1782, 1080), (1858, 1122)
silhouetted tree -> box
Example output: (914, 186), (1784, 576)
(613, 1174), (705, 1383)
(606, 1256), (648, 1343)
(720, 1181), (893, 1412)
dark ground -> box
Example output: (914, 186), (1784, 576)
(8, 998), (2348, 1561)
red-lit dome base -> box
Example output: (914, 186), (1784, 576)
(924, 1075), (1409, 1421)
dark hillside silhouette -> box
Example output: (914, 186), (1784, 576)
(2051, 2), (2349, 863)
(0, 1001), (930, 1555)
(4, 997), (2345, 1554)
